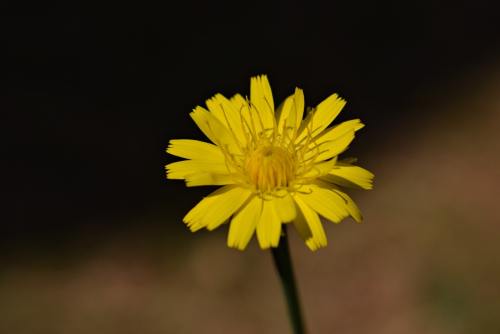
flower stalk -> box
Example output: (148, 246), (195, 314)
(271, 225), (306, 334)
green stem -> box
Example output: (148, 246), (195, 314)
(271, 225), (306, 334)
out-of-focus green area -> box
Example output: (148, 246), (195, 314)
(1, 65), (500, 334)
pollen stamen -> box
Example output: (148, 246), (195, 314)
(245, 145), (296, 193)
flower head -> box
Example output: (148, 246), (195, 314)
(166, 75), (374, 251)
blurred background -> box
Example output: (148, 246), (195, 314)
(2, 0), (500, 333)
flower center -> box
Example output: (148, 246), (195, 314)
(245, 145), (296, 192)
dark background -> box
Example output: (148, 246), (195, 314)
(4, 0), (499, 237)
(2, 1), (500, 333)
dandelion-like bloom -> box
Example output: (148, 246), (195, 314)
(166, 75), (374, 250)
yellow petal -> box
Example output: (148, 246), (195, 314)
(273, 192), (297, 222)
(229, 93), (247, 110)
(230, 93), (263, 138)
(206, 94), (247, 144)
(190, 106), (241, 154)
(167, 139), (224, 161)
(183, 185), (252, 232)
(189, 106), (218, 144)
(305, 118), (363, 161)
(277, 88), (304, 137)
(301, 157), (338, 178)
(293, 195), (327, 250)
(293, 88), (305, 130)
(165, 160), (229, 179)
(295, 184), (349, 223)
(291, 214), (312, 245)
(296, 93), (346, 142)
(313, 119), (364, 145)
(228, 195), (262, 250)
(276, 95), (294, 134)
(185, 173), (235, 187)
(256, 199), (282, 249)
(332, 188), (362, 222)
(323, 165), (374, 190)
(306, 129), (355, 162)
(250, 75), (275, 131)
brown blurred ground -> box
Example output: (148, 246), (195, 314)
(1, 64), (500, 334)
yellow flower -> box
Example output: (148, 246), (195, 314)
(166, 75), (374, 251)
